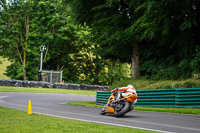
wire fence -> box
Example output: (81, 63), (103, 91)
(38, 70), (63, 83)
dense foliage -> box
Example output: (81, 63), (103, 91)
(69, 0), (200, 80)
(0, 0), (129, 85)
(0, 0), (200, 86)
(136, 0), (200, 80)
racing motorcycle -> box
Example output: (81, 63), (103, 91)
(100, 90), (138, 117)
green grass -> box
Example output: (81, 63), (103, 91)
(66, 101), (103, 108)
(0, 106), (156, 133)
(66, 101), (200, 115)
(0, 86), (96, 95)
(109, 78), (200, 91)
(135, 107), (200, 115)
(0, 57), (11, 80)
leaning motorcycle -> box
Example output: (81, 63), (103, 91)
(100, 91), (138, 117)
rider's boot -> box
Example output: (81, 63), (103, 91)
(100, 105), (107, 115)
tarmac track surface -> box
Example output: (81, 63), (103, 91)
(0, 92), (200, 133)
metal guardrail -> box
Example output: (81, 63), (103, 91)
(176, 88), (200, 108)
(96, 88), (200, 108)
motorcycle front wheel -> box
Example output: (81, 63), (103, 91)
(114, 102), (130, 117)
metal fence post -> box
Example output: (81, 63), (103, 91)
(50, 70), (53, 83)
(60, 70), (63, 83)
(39, 45), (46, 71)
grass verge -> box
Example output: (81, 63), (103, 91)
(0, 86), (96, 95)
(0, 57), (11, 80)
(66, 101), (200, 115)
(109, 78), (200, 91)
(0, 106), (156, 133)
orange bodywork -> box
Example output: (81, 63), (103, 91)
(105, 93), (138, 114)
(106, 93), (115, 114)
(123, 94), (138, 102)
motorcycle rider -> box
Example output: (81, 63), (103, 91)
(101, 84), (137, 114)
(112, 85), (137, 106)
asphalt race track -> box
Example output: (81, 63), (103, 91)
(0, 92), (200, 133)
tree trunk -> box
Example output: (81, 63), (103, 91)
(94, 55), (100, 85)
(23, 63), (26, 80)
(131, 44), (140, 79)
(23, 15), (30, 80)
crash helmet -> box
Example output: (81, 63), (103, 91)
(127, 84), (134, 89)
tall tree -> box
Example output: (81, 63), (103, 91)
(132, 0), (200, 79)
(0, 0), (79, 80)
(0, 0), (33, 80)
(69, 0), (141, 79)
(69, 0), (200, 80)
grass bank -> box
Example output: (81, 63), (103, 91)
(1, 77), (200, 94)
(0, 106), (156, 133)
(0, 86), (96, 95)
(66, 101), (200, 115)
(0, 57), (10, 80)
(109, 78), (200, 91)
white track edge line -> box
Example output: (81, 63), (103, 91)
(35, 111), (171, 133)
